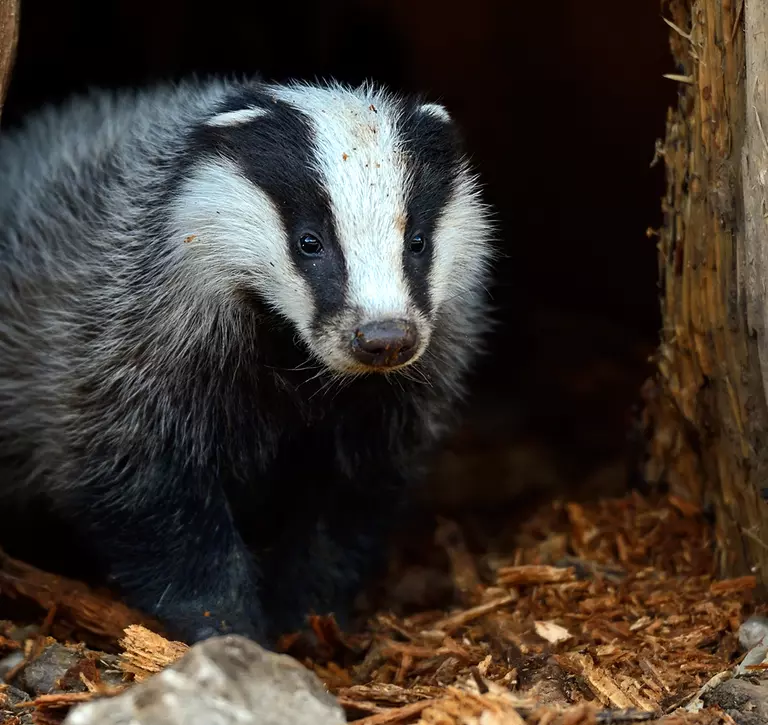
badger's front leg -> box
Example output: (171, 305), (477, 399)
(57, 454), (266, 645)
(260, 468), (412, 641)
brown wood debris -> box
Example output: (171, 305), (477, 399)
(496, 566), (577, 587)
(0, 548), (161, 651)
(0, 0), (19, 123)
(290, 493), (758, 724)
(0, 493), (761, 724)
(647, 0), (768, 601)
(118, 625), (189, 682)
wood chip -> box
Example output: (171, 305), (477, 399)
(431, 595), (518, 634)
(534, 620), (572, 645)
(708, 576), (756, 595)
(496, 565), (577, 586)
(355, 698), (438, 724)
(0, 548), (160, 650)
(435, 518), (485, 605)
(118, 625), (188, 681)
(16, 691), (96, 708)
(561, 653), (655, 711)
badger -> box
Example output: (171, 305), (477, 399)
(0, 76), (495, 645)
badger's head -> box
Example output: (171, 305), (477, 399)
(171, 80), (494, 376)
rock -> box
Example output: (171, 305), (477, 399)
(64, 635), (346, 725)
(738, 615), (768, 651)
(13, 643), (125, 695)
(701, 677), (768, 725)
(739, 615), (768, 652)
(0, 684), (34, 724)
(16, 643), (86, 695)
(735, 645), (768, 677)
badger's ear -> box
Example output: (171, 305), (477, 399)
(205, 106), (271, 127)
(419, 103), (451, 123)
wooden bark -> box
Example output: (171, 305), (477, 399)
(0, 547), (161, 650)
(647, 0), (768, 593)
(742, 4), (768, 404)
(0, 0), (18, 122)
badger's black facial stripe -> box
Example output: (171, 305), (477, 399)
(397, 102), (464, 315)
(178, 85), (348, 324)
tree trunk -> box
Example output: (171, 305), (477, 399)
(0, 0), (18, 123)
(646, 0), (768, 593)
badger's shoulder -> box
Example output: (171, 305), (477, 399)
(0, 77), (269, 299)
(0, 78), (231, 206)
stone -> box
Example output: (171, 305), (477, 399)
(738, 615), (768, 651)
(701, 677), (768, 725)
(64, 635), (346, 725)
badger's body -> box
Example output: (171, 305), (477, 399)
(0, 77), (494, 644)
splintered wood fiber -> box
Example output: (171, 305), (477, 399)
(645, 0), (768, 593)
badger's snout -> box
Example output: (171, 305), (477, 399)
(350, 319), (419, 369)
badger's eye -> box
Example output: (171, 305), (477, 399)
(298, 233), (324, 257)
(409, 233), (426, 255)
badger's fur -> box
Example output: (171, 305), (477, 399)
(0, 76), (494, 644)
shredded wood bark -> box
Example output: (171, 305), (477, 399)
(118, 624), (189, 682)
(0, 493), (760, 725)
(0, 548), (160, 651)
(289, 494), (759, 724)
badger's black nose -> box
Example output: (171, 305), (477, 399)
(351, 319), (419, 368)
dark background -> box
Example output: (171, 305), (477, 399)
(2, 0), (677, 510)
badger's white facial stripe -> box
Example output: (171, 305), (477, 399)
(169, 158), (315, 336)
(270, 83), (414, 323)
(430, 172), (494, 310)
(205, 107), (271, 127)
(420, 103), (451, 122)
